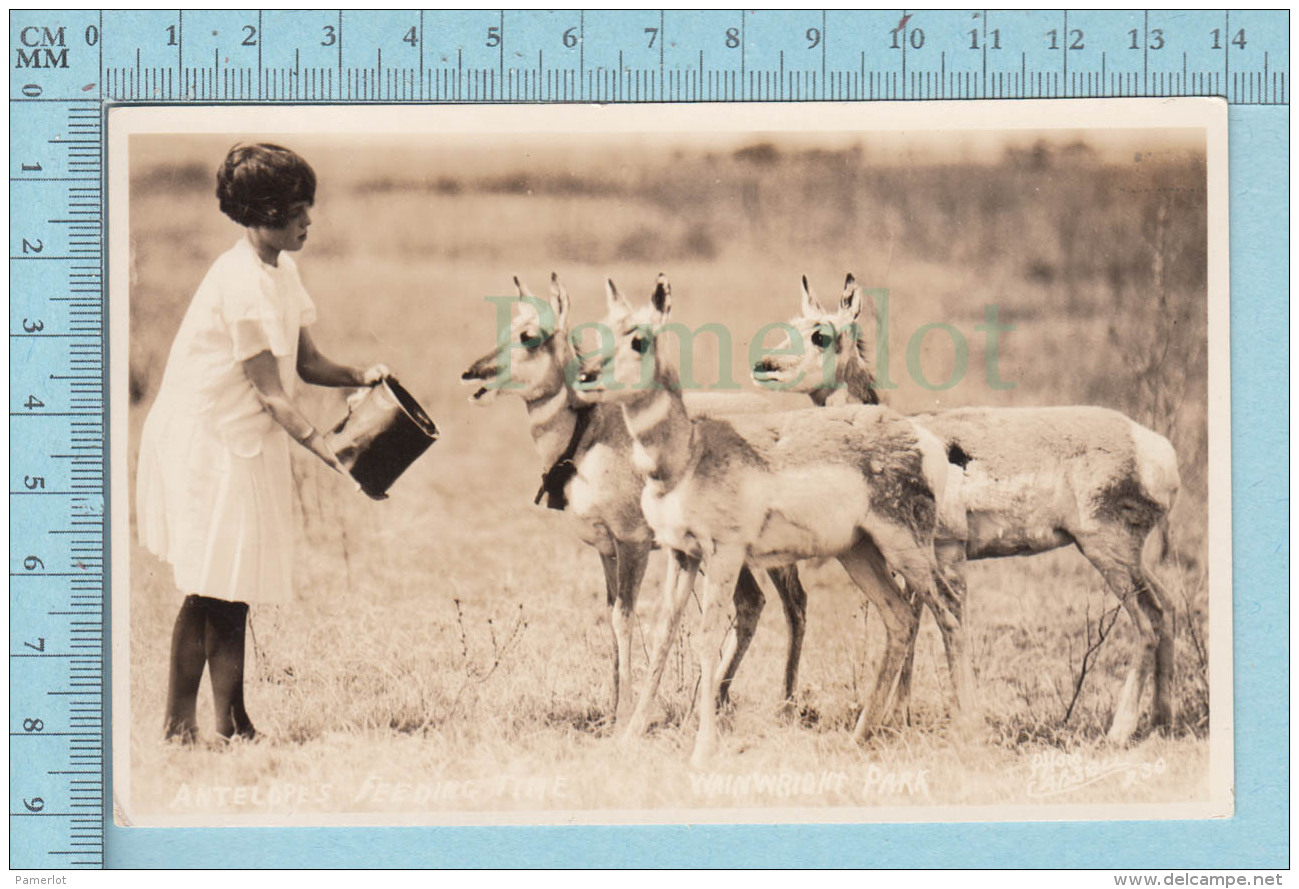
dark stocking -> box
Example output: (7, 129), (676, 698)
(163, 595), (207, 742)
(203, 598), (256, 740)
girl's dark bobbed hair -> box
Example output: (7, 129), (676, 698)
(215, 143), (316, 228)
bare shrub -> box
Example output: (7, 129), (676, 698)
(447, 598), (528, 717)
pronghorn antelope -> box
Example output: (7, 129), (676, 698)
(752, 274), (1181, 741)
(575, 274), (974, 765)
(756, 277), (925, 724)
(460, 274), (809, 727)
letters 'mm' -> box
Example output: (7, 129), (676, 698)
(16, 27), (68, 69)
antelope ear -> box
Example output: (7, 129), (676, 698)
(651, 273), (672, 320)
(549, 272), (569, 330)
(605, 278), (631, 316)
(801, 275), (825, 317)
(516, 297), (540, 326)
(513, 275), (535, 300)
(840, 272), (862, 322)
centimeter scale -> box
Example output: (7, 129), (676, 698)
(7, 7), (1289, 870)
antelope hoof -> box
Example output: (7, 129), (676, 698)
(1106, 710), (1141, 745)
(615, 714), (650, 746)
(851, 712), (879, 746)
(1105, 722), (1137, 746)
(613, 702), (636, 732)
(690, 738), (716, 769)
(950, 711), (984, 745)
(1151, 703), (1175, 735)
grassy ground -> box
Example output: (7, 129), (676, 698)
(123, 131), (1213, 821)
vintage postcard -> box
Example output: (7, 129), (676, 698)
(108, 99), (1231, 827)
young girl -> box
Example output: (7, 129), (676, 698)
(136, 143), (387, 742)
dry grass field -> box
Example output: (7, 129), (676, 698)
(121, 128), (1213, 821)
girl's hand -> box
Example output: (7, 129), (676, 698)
(360, 364), (390, 387)
(309, 430), (387, 500)
(302, 430), (350, 478)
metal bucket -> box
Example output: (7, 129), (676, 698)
(325, 376), (439, 499)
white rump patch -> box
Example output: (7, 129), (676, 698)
(1128, 419), (1181, 511)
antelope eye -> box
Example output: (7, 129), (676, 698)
(631, 336), (648, 354)
(811, 329), (832, 349)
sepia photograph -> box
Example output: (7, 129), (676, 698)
(108, 100), (1230, 826)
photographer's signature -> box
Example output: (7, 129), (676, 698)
(1026, 750), (1166, 798)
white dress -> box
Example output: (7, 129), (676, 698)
(136, 236), (317, 605)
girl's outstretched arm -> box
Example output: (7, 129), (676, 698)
(296, 328), (386, 388)
(243, 349), (351, 478)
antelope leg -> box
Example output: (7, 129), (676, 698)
(717, 566), (766, 710)
(618, 549), (699, 742)
(692, 547), (746, 768)
(838, 539), (917, 743)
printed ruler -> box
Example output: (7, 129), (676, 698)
(7, 7), (1288, 871)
